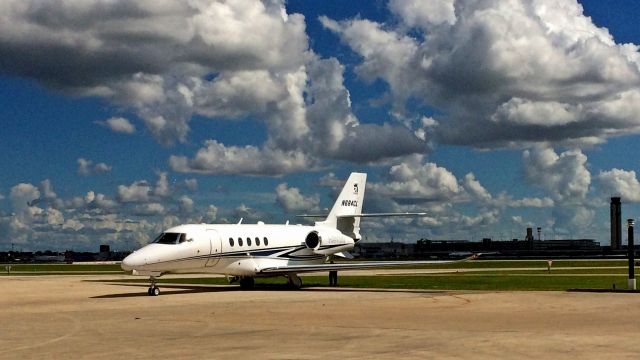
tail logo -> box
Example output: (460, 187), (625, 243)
(353, 183), (359, 195)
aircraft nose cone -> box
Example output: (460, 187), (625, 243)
(121, 253), (143, 271)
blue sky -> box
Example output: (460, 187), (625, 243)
(1, 0), (640, 251)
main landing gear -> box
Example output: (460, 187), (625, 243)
(147, 276), (160, 296)
(287, 274), (303, 289)
(239, 277), (255, 289)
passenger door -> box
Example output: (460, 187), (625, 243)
(205, 229), (221, 267)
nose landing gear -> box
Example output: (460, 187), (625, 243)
(147, 276), (160, 296)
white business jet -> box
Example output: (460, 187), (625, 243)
(122, 173), (476, 295)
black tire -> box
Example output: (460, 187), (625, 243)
(239, 277), (255, 289)
(288, 275), (302, 289)
(153, 287), (160, 296)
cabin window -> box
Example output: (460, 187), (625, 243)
(255, 237), (260, 246)
(264, 237), (269, 246)
(247, 237), (252, 246)
(229, 237), (234, 247)
(238, 237), (243, 246)
(153, 232), (185, 245)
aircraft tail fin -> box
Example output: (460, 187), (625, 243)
(318, 172), (366, 240)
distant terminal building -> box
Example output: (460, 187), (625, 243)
(414, 236), (602, 259)
(354, 242), (413, 258)
(611, 197), (622, 250)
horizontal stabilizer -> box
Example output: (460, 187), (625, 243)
(339, 212), (427, 218)
(298, 212), (427, 218)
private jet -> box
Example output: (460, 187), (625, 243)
(121, 172), (477, 295)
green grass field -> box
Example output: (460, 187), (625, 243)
(3, 261), (638, 291)
(109, 273), (630, 291)
(0, 263), (122, 273)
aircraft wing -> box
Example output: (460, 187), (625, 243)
(258, 254), (478, 274)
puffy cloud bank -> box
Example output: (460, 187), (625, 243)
(323, 0), (640, 148)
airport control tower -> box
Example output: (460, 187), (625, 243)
(610, 197), (622, 250)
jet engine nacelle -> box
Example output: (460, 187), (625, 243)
(305, 229), (355, 255)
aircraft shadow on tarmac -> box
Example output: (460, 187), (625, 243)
(90, 282), (450, 299)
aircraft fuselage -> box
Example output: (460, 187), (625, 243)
(121, 223), (354, 277)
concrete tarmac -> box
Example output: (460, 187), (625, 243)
(2, 275), (639, 359)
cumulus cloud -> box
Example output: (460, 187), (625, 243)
(86, 192), (118, 211)
(369, 155), (463, 203)
(169, 55), (426, 175)
(97, 117), (136, 134)
(522, 147), (591, 203)
(0, 0), (309, 146)
(323, 0), (640, 148)
(178, 195), (194, 214)
(597, 168), (640, 202)
(170, 140), (312, 176)
(0, 176), (209, 250)
(184, 179), (198, 192)
(509, 197), (555, 208)
(275, 183), (321, 213)
(389, 0), (456, 27)
(0, 1), (428, 176)
(117, 181), (151, 203)
(203, 205), (218, 223)
(463, 173), (492, 202)
(134, 203), (166, 216)
(552, 205), (596, 236)
(77, 158), (112, 176)
(231, 204), (264, 223)
(10, 183), (40, 215)
(154, 172), (170, 197)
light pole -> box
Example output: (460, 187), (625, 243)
(627, 219), (636, 290)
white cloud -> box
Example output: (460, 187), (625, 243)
(117, 181), (151, 203)
(97, 117), (136, 134)
(552, 205), (596, 236)
(0, 1), (428, 175)
(88, 192), (118, 211)
(203, 205), (218, 223)
(77, 158), (92, 176)
(94, 163), (112, 174)
(389, 0), (455, 27)
(77, 158), (112, 176)
(39, 179), (57, 200)
(509, 197), (555, 208)
(463, 173), (492, 202)
(323, 0), (640, 148)
(522, 147), (591, 203)
(134, 203), (166, 216)
(184, 179), (198, 192)
(178, 195), (194, 213)
(0, 0), (309, 146)
(154, 172), (170, 197)
(169, 140), (312, 176)
(275, 183), (320, 213)
(231, 203), (264, 223)
(597, 168), (640, 202)
(370, 155), (463, 203)
(10, 183), (40, 215)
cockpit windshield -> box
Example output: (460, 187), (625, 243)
(153, 232), (187, 244)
